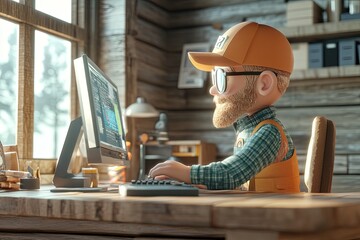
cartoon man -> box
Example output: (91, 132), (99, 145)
(149, 22), (300, 193)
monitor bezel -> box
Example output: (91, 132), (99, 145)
(74, 54), (128, 164)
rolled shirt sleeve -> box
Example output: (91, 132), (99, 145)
(190, 124), (281, 190)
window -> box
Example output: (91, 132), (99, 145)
(0, 0), (87, 160)
(0, 19), (19, 145)
(35, 0), (72, 23)
(34, 31), (71, 158)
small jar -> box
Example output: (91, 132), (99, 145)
(82, 167), (99, 187)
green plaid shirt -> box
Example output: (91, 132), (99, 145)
(190, 106), (295, 190)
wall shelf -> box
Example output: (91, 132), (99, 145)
(279, 20), (360, 43)
(291, 65), (360, 81)
(278, 20), (360, 81)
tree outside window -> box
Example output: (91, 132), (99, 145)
(0, 19), (18, 145)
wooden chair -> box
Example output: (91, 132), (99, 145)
(304, 116), (336, 193)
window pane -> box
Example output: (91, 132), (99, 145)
(0, 19), (19, 145)
(34, 31), (71, 158)
(35, 0), (72, 23)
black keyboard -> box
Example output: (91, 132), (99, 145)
(118, 179), (199, 196)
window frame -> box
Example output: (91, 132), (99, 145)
(0, 0), (88, 161)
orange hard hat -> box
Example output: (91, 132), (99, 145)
(188, 22), (294, 74)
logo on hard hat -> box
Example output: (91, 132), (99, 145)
(214, 35), (229, 50)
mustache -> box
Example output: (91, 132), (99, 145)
(214, 95), (238, 104)
(214, 96), (229, 104)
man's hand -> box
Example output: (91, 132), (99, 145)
(148, 160), (191, 183)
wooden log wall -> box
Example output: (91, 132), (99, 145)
(101, 0), (360, 190)
(98, 0), (126, 106)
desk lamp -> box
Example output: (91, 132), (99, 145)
(125, 97), (159, 118)
(125, 97), (159, 180)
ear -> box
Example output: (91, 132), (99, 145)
(255, 71), (277, 96)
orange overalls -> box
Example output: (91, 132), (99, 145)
(249, 119), (301, 193)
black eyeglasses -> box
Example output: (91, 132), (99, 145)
(211, 68), (263, 94)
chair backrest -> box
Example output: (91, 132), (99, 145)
(304, 116), (336, 193)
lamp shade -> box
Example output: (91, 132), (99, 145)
(125, 97), (159, 118)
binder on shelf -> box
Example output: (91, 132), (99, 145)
(324, 41), (338, 67)
(308, 42), (323, 68)
(339, 39), (359, 66)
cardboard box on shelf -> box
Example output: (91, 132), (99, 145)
(286, 0), (323, 27)
(292, 43), (309, 70)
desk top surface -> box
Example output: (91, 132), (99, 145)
(1, 187), (360, 233)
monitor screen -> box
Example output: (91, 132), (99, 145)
(53, 54), (129, 188)
(74, 54), (129, 166)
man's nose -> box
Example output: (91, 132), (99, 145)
(209, 85), (219, 96)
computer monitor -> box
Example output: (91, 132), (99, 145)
(53, 54), (129, 188)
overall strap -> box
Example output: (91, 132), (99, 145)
(248, 119), (289, 191)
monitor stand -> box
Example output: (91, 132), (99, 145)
(52, 117), (92, 189)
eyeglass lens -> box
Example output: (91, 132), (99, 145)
(216, 69), (226, 93)
(211, 69), (227, 94)
(211, 69), (266, 94)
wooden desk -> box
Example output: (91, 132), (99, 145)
(0, 188), (360, 239)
